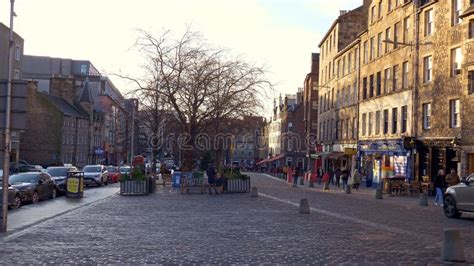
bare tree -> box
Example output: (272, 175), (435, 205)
(120, 28), (271, 171)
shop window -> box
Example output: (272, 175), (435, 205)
(451, 47), (462, 76)
(450, 99), (460, 128)
(423, 103), (431, 129)
(383, 109), (389, 134)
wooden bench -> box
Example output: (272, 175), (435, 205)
(180, 177), (206, 194)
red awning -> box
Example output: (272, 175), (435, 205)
(328, 152), (345, 159)
(256, 158), (269, 165)
(257, 154), (285, 165)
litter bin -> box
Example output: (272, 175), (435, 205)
(66, 171), (84, 198)
(148, 176), (156, 193)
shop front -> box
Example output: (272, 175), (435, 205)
(414, 139), (459, 182)
(358, 139), (412, 188)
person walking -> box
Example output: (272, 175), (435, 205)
(206, 163), (219, 195)
(286, 165), (293, 185)
(322, 170), (330, 191)
(318, 167), (323, 185)
(445, 169), (460, 187)
(352, 170), (362, 191)
(341, 168), (349, 191)
(334, 167), (341, 188)
(433, 169), (447, 206)
(293, 166), (300, 188)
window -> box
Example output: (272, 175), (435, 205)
(425, 9), (434, 36)
(288, 122), (293, 132)
(363, 77), (368, 99)
(355, 48), (359, 69)
(337, 60), (341, 78)
(470, 20), (474, 39)
(383, 109), (389, 134)
(385, 27), (391, 53)
(384, 68), (392, 94)
(469, 71), (474, 94)
(80, 64), (87, 75)
(393, 65), (399, 91)
(378, 1), (382, 19)
(423, 56), (433, 83)
(392, 108), (398, 134)
(342, 57), (346, 76)
(375, 111), (381, 135)
(14, 69), (19, 79)
(376, 71), (382, 96)
(312, 100), (318, 110)
(394, 22), (400, 49)
(402, 61), (409, 88)
(377, 32), (383, 57)
(450, 99), (460, 128)
(15, 45), (21, 61)
(404, 16), (410, 43)
(401, 105), (407, 133)
(423, 103), (431, 129)
(331, 88), (334, 108)
(348, 52), (352, 73)
(370, 37), (375, 60)
(369, 74), (374, 97)
(362, 113), (367, 136)
(371, 6), (376, 23)
(368, 112), (373, 136)
(311, 121), (318, 130)
(352, 117), (356, 139)
(388, 0), (393, 12)
(328, 62), (332, 79)
(451, 47), (462, 76)
(363, 41), (368, 64)
(452, 0), (462, 26)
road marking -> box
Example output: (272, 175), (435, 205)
(258, 192), (413, 236)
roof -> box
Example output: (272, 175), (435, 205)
(39, 92), (89, 119)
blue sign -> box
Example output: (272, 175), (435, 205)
(95, 147), (104, 155)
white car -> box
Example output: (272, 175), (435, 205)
(82, 165), (108, 186)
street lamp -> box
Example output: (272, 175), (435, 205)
(1, 0), (16, 233)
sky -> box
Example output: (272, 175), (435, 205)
(0, 0), (361, 114)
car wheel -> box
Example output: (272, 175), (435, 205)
(10, 195), (22, 209)
(443, 195), (461, 219)
(31, 191), (40, 204)
(50, 188), (57, 199)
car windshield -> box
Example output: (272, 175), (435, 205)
(107, 166), (117, 172)
(83, 166), (101, 173)
(46, 168), (69, 177)
(9, 173), (40, 184)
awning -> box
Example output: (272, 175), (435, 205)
(328, 152), (345, 159)
(256, 158), (269, 165)
(256, 154), (285, 165)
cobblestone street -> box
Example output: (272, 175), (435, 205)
(0, 173), (473, 264)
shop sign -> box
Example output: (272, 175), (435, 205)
(344, 148), (357, 155)
(360, 144), (370, 151)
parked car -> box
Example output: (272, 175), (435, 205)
(443, 173), (474, 218)
(83, 165), (108, 186)
(106, 166), (120, 183)
(9, 159), (30, 174)
(19, 165), (44, 173)
(0, 177), (22, 209)
(8, 172), (58, 204)
(46, 166), (78, 193)
(119, 165), (131, 175)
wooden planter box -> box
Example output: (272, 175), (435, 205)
(225, 178), (251, 193)
(120, 180), (149, 196)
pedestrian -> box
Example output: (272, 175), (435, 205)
(206, 163), (219, 195)
(341, 168), (349, 191)
(352, 170), (362, 191)
(433, 169), (447, 206)
(286, 165), (293, 184)
(318, 167), (323, 185)
(335, 167), (341, 188)
(445, 169), (460, 187)
(322, 170), (330, 190)
(293, 166), (300, 188)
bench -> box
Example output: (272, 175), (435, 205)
(180, 177), (206, 194)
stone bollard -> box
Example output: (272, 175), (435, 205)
(323, 182), (330, 191)
(298, 198), (310, 214)
(441, 228), (465, 262)
(309, 180), (315, 188)
(345, 186), (351, 194)
(419, 193), (428, 207)
(299, 178), (305, 186)
(250, 187), (258, 198)
(375, 188), (383, 200)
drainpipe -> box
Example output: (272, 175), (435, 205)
(412, 1), (421, 181)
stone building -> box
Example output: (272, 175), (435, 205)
(318, 2), (369, 173)
(0, 23), (23, 80)
(303, 53), (320, 173)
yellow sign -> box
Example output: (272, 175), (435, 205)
(67, 177), (79, 193)
(344, 148), (357, 156)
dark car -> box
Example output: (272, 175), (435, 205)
(0, 178), (22, 209)
(9, 172), (58, 204)
(46, 166), (78, 193)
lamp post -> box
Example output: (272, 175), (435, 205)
(1, 0), (16, 233)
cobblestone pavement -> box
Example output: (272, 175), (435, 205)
(0, 173), (472, 264)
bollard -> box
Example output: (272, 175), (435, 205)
(375, 188), (383, 200)
(250, 187), (258, 198)
(298, 198), (310, 214)
(323, 182), (330, 191)
(419, 193), (428, 207)
(309, 180), (315, 188)
(441, 228), (465, 262)
(299, 178), (305, 186)
(345, 186), (351, 194)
